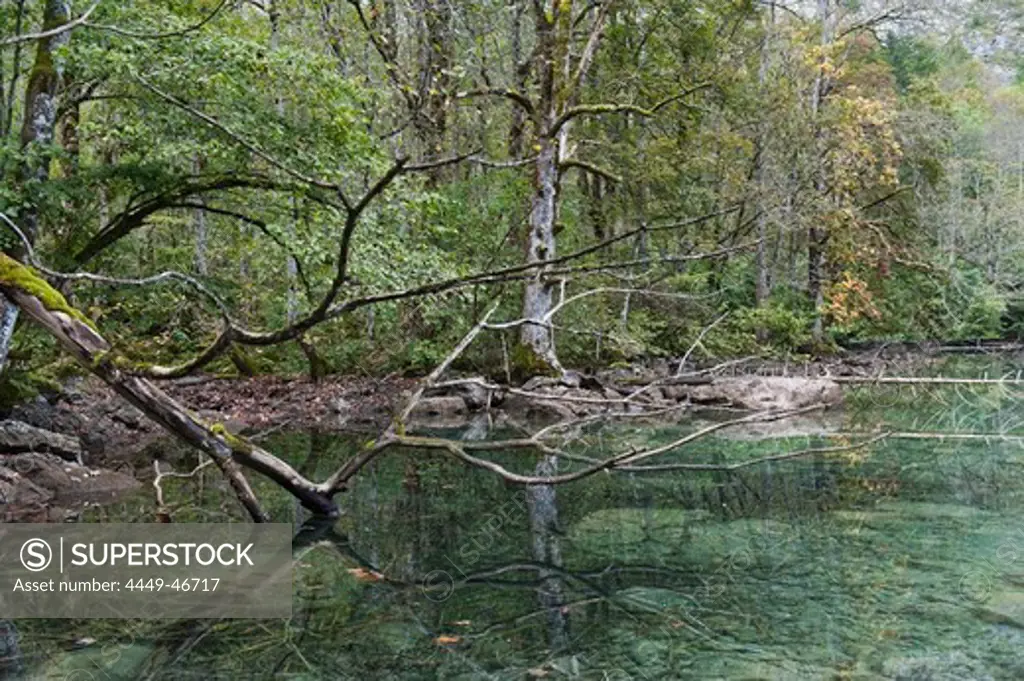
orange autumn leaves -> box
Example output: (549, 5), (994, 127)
(826, 271), (881, 325)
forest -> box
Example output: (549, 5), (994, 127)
(2, 0), (1024, 392)
(3, 0), (1024, 679)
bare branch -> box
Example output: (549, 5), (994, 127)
(570, 0), (615, 99)
(558, 159), (622, 183)
(674, 311), (730, 377)
(0, 253), (336, 518)
(454, 88), (535, 115)
(395, 301), (502, 428)
(0, 211), (236, 323)
(550, 84), (712, 135)
(393, 405), (829, 485)
(132, 207), (738, 378)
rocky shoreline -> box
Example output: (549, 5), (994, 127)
(0, 348), (955, 517)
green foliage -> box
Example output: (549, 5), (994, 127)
(0, 0), (1020, 401)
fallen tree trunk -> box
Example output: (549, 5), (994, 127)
(0, 253), (339, 519)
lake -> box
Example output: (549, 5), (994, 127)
(15, 359), (1024, 679)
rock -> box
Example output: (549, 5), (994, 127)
(411, 396), (468, 419)
(331, 396), (352, 414)
(0, 420), (83, 462)
(644, 386), (666, 403)
(0, 452), (139, 503)
(689, 377), (842, 411)
(0, 464), (53, 506)
(502, 394), (576, 422)
(662, 385), (688, 401)
(560, 370), (583, 388)
(602, 387), (624, 402)
(110, 405), (143, 429)
(10, 452), (73, 494)
(452, 380), (490, 411)
(522, 376), (556, 392)
(559, 389), (607, 416)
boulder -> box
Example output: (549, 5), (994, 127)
(452, 380), (490, 411)
(502, 394), (576, 422)
(0, 452), (139, 503)
(662, 384), (688, 401)
(0, 420), (83, 462)
(688, 377), (842, 411)
(0, 464), (52, 507)
(410, 396), (468, 419)
(522, 376), (557, 392)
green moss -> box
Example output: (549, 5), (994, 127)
(0, 253), (97, 331)
(509, 342), (559, 381)
(210, 423), (254, 455)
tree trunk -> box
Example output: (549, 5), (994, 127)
(518, 2), (572, 374)
(754, 3), (775, 343)
(508, 0), (528, 159)
(808, 0), (832, 345)
(18, 0), (70, 244)
(0, 0), (71, 370)
(520, 136), (561, 372)
(416, 0), (453, 183)
(193, 157), (208, 276)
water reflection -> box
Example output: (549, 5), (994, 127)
(14, 378), (1024, 678)
(527, 454), (569, 651)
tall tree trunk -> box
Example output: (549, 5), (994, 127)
(0, 0), (72, 371)
(521, 136), (561, 372)
(754, 3), (775, 343)
(519, 1), (573, 374)
(508, 0), (528, 159)
(808, 0), (832, 345)
(193, 156), (208, 276)
(416, 0), (453, 185)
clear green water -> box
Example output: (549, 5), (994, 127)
(18, 360), (1024, 679)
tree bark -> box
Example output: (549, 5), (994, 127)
(520, 136), (561, 372)
(0, 0), (71, 370)
(808, 0), (832, 344)
(415, 0), (453, 184)
(518, 1), (575, 374)
(193, 157), (208, 276)
(754, 2), (775, 343)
